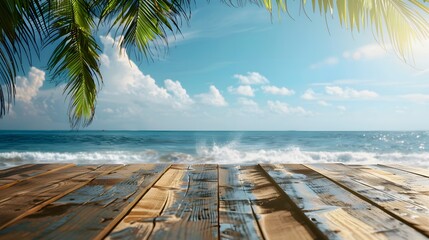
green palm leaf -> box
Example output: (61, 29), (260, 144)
(0, 0), (44, 117)
(99, 0), (191, 57)
(46, 0), (101, 128)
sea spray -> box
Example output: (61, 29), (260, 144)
(1, 131), (429, 169)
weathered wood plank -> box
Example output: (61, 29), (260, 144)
(218, 165), (263, 240)
(262, 164), (428, 240)
(0, 164), (36, 178)
(0, 164), (120, 229)
(307, 163), (429, 237)
(352, 164), (429, 195)
(107, 164), (218, 240)
(0, 163), (75, 190)
(239, 165), (319, 240)
(106, 164), (189, 239)
(381, 164), (429, 178)
(0, 164), (169, 239)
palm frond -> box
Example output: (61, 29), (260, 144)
(229, 0), (429, 60)
(0, 0), (44, 117)
(99, 0), (192, 58)
(46, 0), (101, 128)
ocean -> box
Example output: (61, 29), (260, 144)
(0, 131), (428, 169)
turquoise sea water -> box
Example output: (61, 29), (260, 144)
(0, 131), (428, 168)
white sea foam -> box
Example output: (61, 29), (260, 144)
(1, 145), (429, 169)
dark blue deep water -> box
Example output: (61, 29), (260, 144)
(1, 131), (428, 168)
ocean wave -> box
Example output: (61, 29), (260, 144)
(1, 145), (429, 169)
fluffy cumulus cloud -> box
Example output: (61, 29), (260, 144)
(233, 72), (269, 85)
(1, 66), (68, 129)
(164, 79), (194, 108)
(96, 36), (198, 117)
(15, 67), (45, 103)
(262, 85), (294, 96)
(99, 35), (194, 110)
(301, 89), (317, 100)
(228, 85), (255, 97)
(267, 100), (311, 116)
(196, 85), (228, 107)
(325, 86), (378, 99)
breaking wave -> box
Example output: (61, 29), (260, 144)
(1, 144), (429, 169)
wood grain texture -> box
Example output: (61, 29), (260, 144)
(0, 164), (168, 240)
(381, 164), (429, 178)
(106, 164), (189, 239)
(262, 164), (428, 240)
(218, 165), (263, 240)
(0, 164), (118, 229)
(107, 164), (218, 240)
(238, 165), (319, 240)
(0, 163), (75, 190)
(307, 163), (429, 237)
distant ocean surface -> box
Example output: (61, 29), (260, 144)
(1, 131), (429, 169)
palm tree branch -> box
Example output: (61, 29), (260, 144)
(46, 0), (101, 128)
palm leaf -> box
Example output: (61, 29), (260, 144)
(0, 0), (44, 117)
(99, 0), (192, 58)
(231, 0), (429, 60)
(45, 0), (101, 128)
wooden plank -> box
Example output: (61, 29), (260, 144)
(381, 164), (429, 178)
(352, 164), (429, 195)
(262, 164), (428, 240)
(0, 164), (169, 239)
(237, 165), (320, 240)
(218, 165), (263, 240)
(0, 163), (75, 190)
(0, 164), (37, 178)
(0, 164), (120, 229)
(107, 164), (218, 240)
(307, 163), (429, 237)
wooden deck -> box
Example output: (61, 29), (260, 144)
(0, 164), (428, 239)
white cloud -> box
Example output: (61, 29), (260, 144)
(262, 85), (295, 96)
(325, 86), (378, 99)
(196, 85), (228, 107)
(310, 43), (389, 70)
(164, 79), (194, 108)
(301, 89), (317, 100)
(401, 94), (429, 104)
(238, 98), (258, 107)
(267, 101), (311, 116)
(237, 97), (261, 113)
(98, 35), (194, 112)
(233, 72), (269, 85)
(1, 67), (68, 129)
(15, 67), (45, 103)
(343, 44), (389, 61)
(228, 85), (255, 97)
(310, 57), (339, 69)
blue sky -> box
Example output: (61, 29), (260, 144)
(1, 1), (429, 130)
